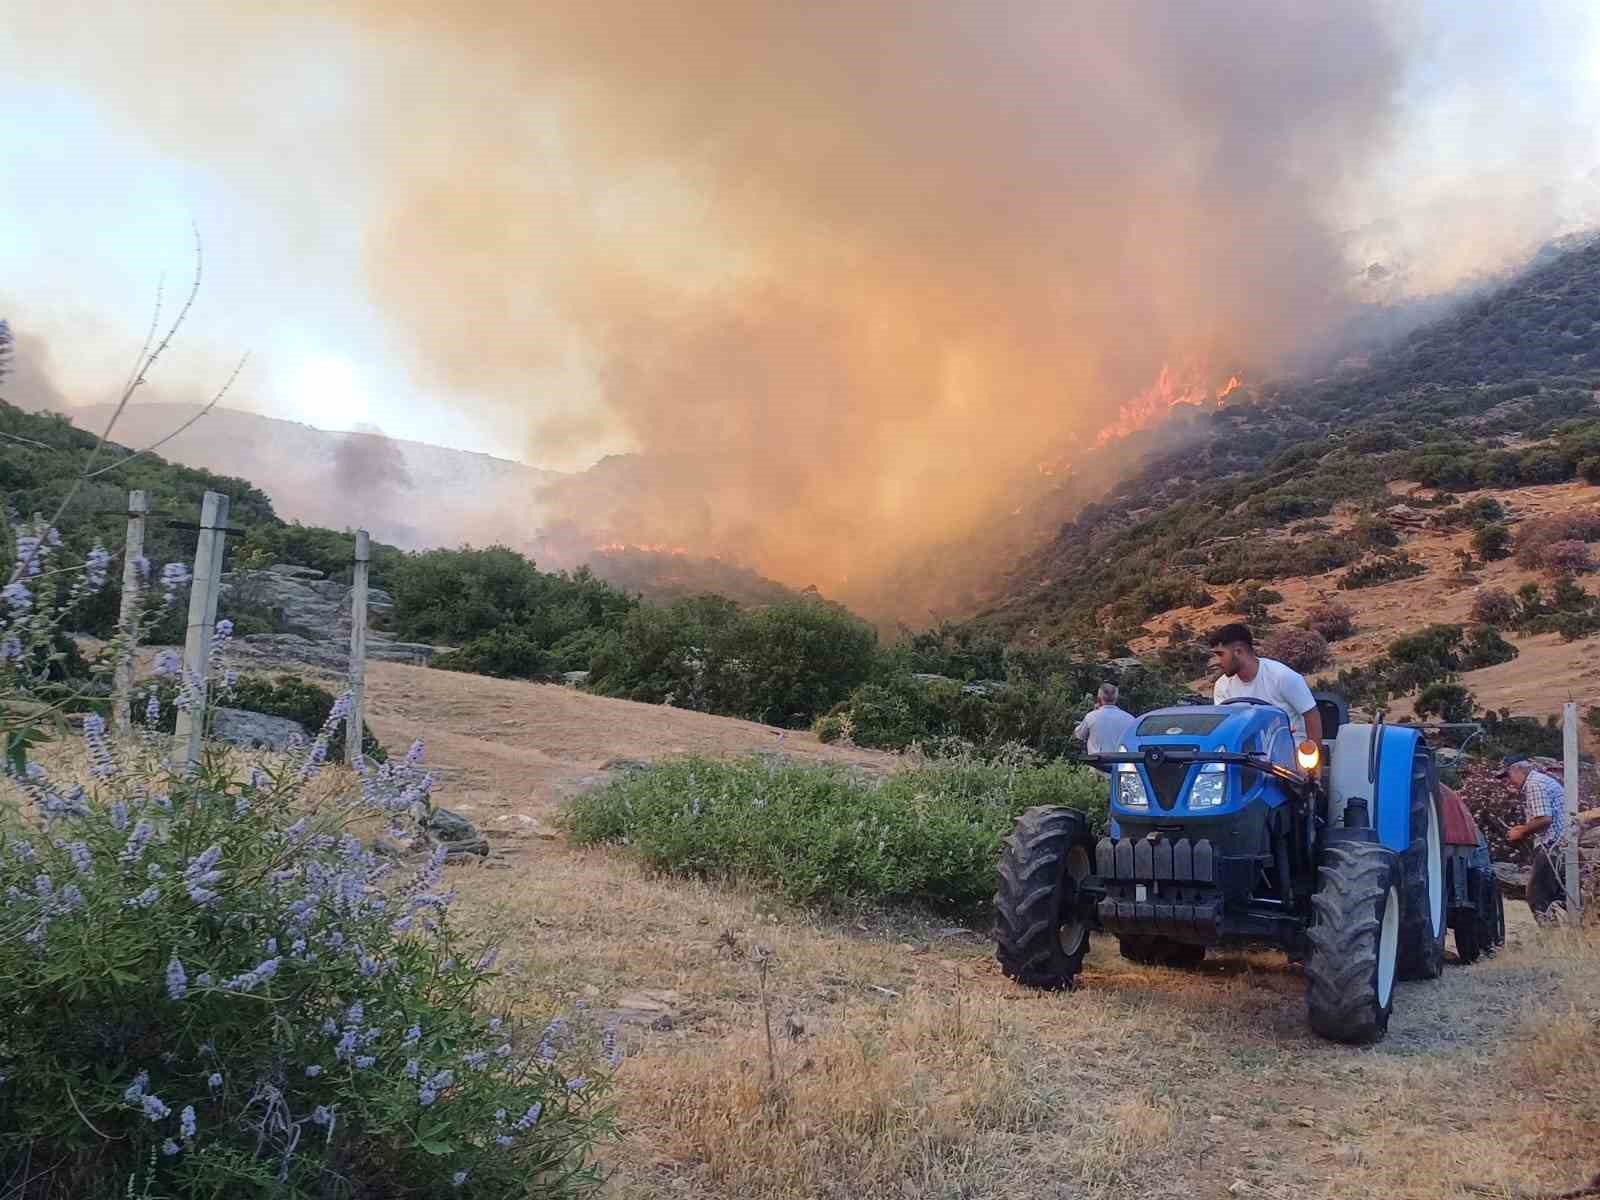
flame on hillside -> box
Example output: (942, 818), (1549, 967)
(594, 542), (691, 557)
(1091, 363), (1242, 448)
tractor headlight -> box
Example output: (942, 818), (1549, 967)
(1115, 761), (1149, 808)
(1189, 761), (1227, 809)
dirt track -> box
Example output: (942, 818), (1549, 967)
(343, 661), (1600, 1200)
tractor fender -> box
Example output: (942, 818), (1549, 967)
(1326, 723), (1423, 855)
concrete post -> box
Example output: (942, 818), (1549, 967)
(346, 529), (369, 766)
(173, 491), (229, 768)
(111, 490), (148, 737)
(1563, 702), (1582, 918)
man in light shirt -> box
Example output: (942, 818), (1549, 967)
(1074, 683), (1138, 757)
(1207, 623), (1324, 745)
(1498, 755), (1570, 923)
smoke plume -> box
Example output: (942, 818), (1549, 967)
(8, 2), (1590, 614)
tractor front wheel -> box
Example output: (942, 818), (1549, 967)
(994, 806), (1095, 989)
(1305, 841), (1403, 1044)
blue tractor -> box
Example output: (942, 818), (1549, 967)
(992, 696), (1505, 1043)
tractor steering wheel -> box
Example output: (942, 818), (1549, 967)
(1221, 697), (1275, 707)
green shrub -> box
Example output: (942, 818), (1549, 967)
(563, 755), (1108, 908)
(1415, 681), (1475, 722)
(1470, 523), (1512, 562)
(1555, 610), (1600, 641)
(132, 670), (385, 762)
(1352, 514), (1400, 549)
(433, 629), (548, 680)
(1336, 553), (1427, 590)
(1459, 626), (1519, 670)
(589, 595), (875, 728)
(1225, 584), (1283, 623)
(1131, 573), (1213, 617)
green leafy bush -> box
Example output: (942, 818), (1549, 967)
(1470, 523), (1512, 562)
(589, 595), (875, 728)
(1225, 584), (1283, 624)
(1336, 553), (1427, 590)
(1459, 626), (1519, 670)
(1351, 514), (1400, 549)
(1415, 681), (1475, 722)
(563, 754), (1108, 908)
(432, 629), (548, 680)
(134, 670), (385, 763)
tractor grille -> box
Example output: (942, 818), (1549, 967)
(1145, 746), (1197, 810)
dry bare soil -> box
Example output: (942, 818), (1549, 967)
(1135, 480), (1600, 720)
(343, 662), (1600, 1200)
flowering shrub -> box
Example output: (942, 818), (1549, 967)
(1469, 587), (1518, 628)
(2, 644), (614, 1194)
(1301, 599), (1355, 642)
(564, 754), (1107, 908)
(1539, 539), (1596, 575)
(1512, 507), (1600, 569)
(1260, 627), (1331, 673)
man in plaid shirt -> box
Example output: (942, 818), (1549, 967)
(1499, 755), (1569, 922)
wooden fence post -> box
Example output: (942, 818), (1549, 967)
(1563, 702), (1583, 919)
(347, 529), (369, 766)
(173, 491), (230, 768)
(111, 489), (148, 737)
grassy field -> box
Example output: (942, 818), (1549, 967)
(58, 660), (1598, 1199)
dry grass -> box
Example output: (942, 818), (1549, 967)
(17, 663), (1600, 1199)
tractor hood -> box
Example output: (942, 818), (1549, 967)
(1106, 704), (1298, 821)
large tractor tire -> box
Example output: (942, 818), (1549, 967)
(994, 806), (1095, 989)
(1305, 841), (1403, 1044)
(1454, 869), (1500, 965)
(1119, 936), (1207, 969)
(1397, 759), (1446, 981)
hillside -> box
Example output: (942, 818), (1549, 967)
(53, 403), (801, 608)
(966, 235), (1600, 717)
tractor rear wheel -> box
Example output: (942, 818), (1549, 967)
(1305, 841), (1403, 1044)
(1119, 935), (1207, 968)
(1397, 762), (1446, 981)
(994, 806), (1095, 989)
(1454, 870), (1499, 965)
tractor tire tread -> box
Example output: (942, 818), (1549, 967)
(1305, 841), (1400, 1045)
(1397, 771), (1446, 982)
(993, 806), (1091, 989)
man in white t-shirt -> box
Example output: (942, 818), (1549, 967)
(1207, 623), (1323, 745)
(1073, 683), (1138, 756)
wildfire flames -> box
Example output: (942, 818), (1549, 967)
(1091, 363), (1242, 449)
(593, 542), (691, 557)
(1033, 363), (1244, 477)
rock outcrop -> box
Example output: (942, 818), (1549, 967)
(222, 564), (439, 670)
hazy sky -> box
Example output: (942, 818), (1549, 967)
(3, 0), (1600, 484)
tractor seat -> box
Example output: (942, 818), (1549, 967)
(1312, 692), (1347, 741)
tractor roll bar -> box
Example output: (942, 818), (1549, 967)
(1082, 749), (1313, 795)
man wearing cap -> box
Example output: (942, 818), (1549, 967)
(1499, 755), (1569, 923)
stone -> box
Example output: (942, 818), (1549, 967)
(211, 706), (308, 751)
(601, 758), (651, 774)
(424, 805), (488, 858)
(562, 670), (590, 687)
(594, 989), (681, 1030)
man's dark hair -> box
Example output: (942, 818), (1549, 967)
(1207, 623), (1254, 650)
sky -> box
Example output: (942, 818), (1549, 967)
(4, 2), (1600, 602)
